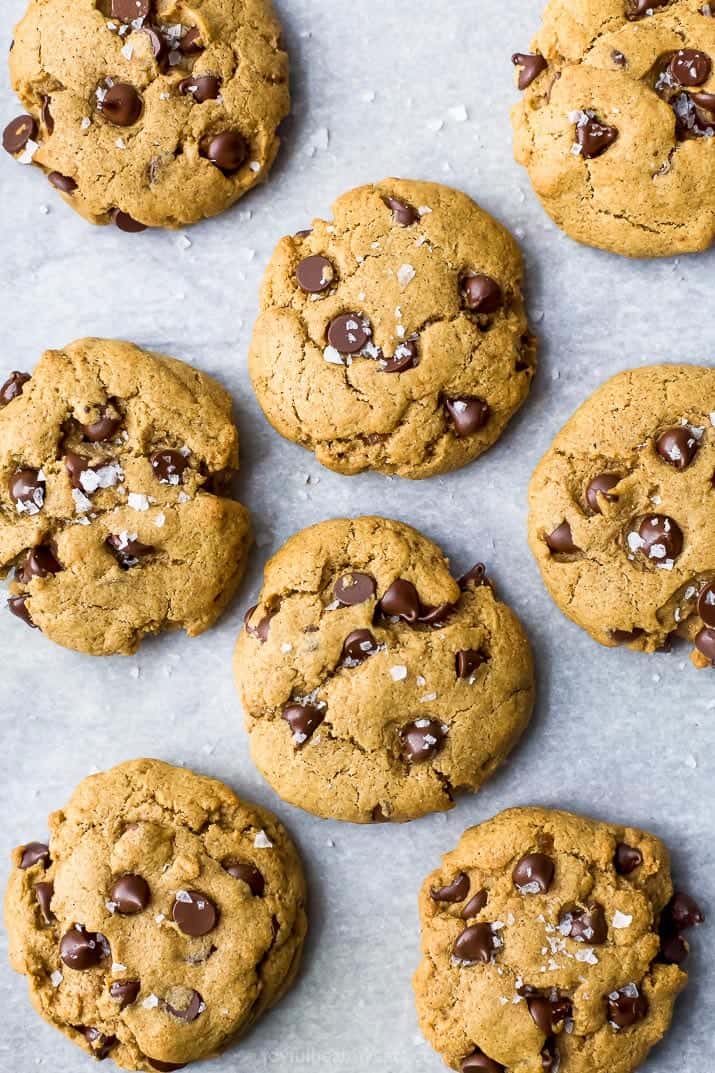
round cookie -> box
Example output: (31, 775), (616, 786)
(249, 180), (537, 478)
(528, 364), (715, 667)
(4, 758), (307, 1071)
(3, 0), (289, 230)
(0, 337), (251, 656)
(414, 806), (703, 1073)
(234, 516), (535, 823)
(511, 0), (715, 257)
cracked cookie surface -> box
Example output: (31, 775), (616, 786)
(528, 364), (715, 667)
(249, 180), (537, 478)
(4, 0), (289, 230)
(0, 337), (251, 656)
(511, 0), (715, 257)
(414, 806), (703, 1073)
(4, 758), (307, 1072)
(233, 517), (535, 823)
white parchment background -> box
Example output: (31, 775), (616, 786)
(0, 1), (713, 1070)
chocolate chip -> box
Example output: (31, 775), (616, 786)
(667, 891), (704, 929)
(607, 986), (648, 1028)
(445, 397), (490, 436)
(164, 990), (205, 1023)
(295, 228), (312, 238)
(342, 628), (378, 664)
(419, 602), (455, 627)
(64, 452), (90, 489)
(35, 881), (54, 924)
(172, 890), (218, 937)
(513, 853), (554, 893)
(60, 927), (109, 970)
(200, 130), (247, 174)
(106, 534), (154, 568)
(142, 25), (168, 66)
(431, 873), (470, 903)
(8, 595), (36, 627)
(637, 515), (683, 561)
(296, 254), (335, 293)
(111, 0), (151, 19)
(100, 83), (143, 126)
(150, 449), (188, 484)
(18, 546), (61, 584)
(586, 473), (621, 513)
(453, 923), (495, 964)
(334, 572), (376, 606)
(461, 274), (503, 314)
(223, 860), (265, 896)
(179, 27), (203, 54)
(327, 313), (371, 353)
(610, 627), (644, 645)
(382, 337), (419, 373)
(562, 903), (608, 944)
(692, 91), (715, 114)
(283, 703), (325, 746)
(83, 407), (120, 442)
(147, 1060), (186, 1072)
(462, 890), (488, 919)
(110, 979), (140, 1009)
(656, 426), (698, 469)
(545, 521), (579, 554)
(20, 842), (50, 869)
(179, 75), (222, 102)
(9, 469), (45, 514)
(113, 209), (148, 232)
(456, 649), (487, 679)
(400, 719), (447, 763)
(527, 995), (572, 1033)
(627, 0), (670, 18)
(541, 1039), (559, 1072)
(380, 578), (421, 622)
(459, 562), (488, 589)
(614, 842), (642, 875)
(48, 171), (77, 194)
(695, 626), (715, 663)
(83, 1028), (117, 1059)
(660, 931), (689, 964)
(461, 1050), (504, 1073)
(512, 52), (548, 90)
(669, 49), (712, 86)
(0, 370), (30, 405)
(697, 582), (715, 627)
(576, 114), (619, 158)
(41, 96), (54, 134)
(2, 115), (37, 155)
(109, 874), (150, 914)
(383, 195), (419, 226)
(612, 50), (627, 67)
(244, 605), (274, 642)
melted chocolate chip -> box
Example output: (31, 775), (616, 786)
(179, 75), (222, 102)
(627, 0), (670, 19)
(342, 628), (379, 663)
(328, 313), (371, 353)
(453, 923), (495, 963)
(419, 602), (455, 628)
(180, 27), (203, 54)
(41, 96), (54, 134)
(459, 562), (488, 589)
(109, 874), (150, 915)
(697, 583), (715, 627)
(667, 892), (705, 929)
(113, 209), (148, 232)
(283, 703), (325, 746)
(333, 572), (376, 605)
(563, 903), (608, 944)
(462, 890), (489, 919)
(586, 473), (621, 513)
(431, 873), (470, 903)
(614, 842), (642, 875)
(0, 370), (30, 405)
(111, 0), (151, 19)
(142, 25), (168, 67)
(147, 1061), (186, 1072)
(382, 337), (419, 373)
(48, 172), (77, 193)
(576, 113), (618, 158)
(200, 131), (247, 173)
(83, 407), (120, 442)
(383, 195), (419, 226)
(223, 860), (265, 896)
(35, 881), (54, 924)
(637, 515), (683, 562)
(512, 853), (554, 893)
(610, 627), (644, 645)
(461, 1051), (504, 1073)
(110, 978), (140, 1009)
(106, 534), (154, 569)
(150, 449), (188, 484)
(607, 986), (648, 1028)
(244, 605), (275, 643)
(541, 1039), (559, 1072)
(400, 719), (447, 763)
(164, 989), (204, 1022)
(695, 626), (715, 663)
(296, 254), (335, 293)
(461, 274), (503, 314)
(660, 931), (689, 964)
(83, 1028), (117, 1060)
(612, 50), (627, 67)
(60, 927), (109, 970)
(100, 83), (143, 126)
(545, 521), (579, 554)
(172, 890), (218, 937)
(9, 468), (45, 513)
(512, 52), (548, 90)
(8, 595), (36, 627)
(445, 397), (490, 437)
(656, 427), (698, 469)
(669, 49), (712, 86)
(456, 649), (487, 679)
(2, 114), (37, 155)
(527, 994), (572, 1034)
(18, 545), (61, 583)
(20, 842), (50, 869)
(380, 578), (421, 622)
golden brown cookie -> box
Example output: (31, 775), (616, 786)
(528, 364), (715, 667)
(3, 0), (289, 230)
(0, 338), (251, 655)
(249, 180), (537, 478)
(511, 0), (715, 257)
(233, 517), (535, 823)
(414, 806), (703, 1073)
(4, 758), (307, 1072)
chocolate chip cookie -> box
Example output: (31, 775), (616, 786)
(249, 180), (537, 478)
(414, 806), (703, 1073)
(3, 0), (289, 230)
(528, 364), (715, 667)
(4, 758), (307, 1071)
(234, 517), (535, 823)
(512, 0), (715, 257)
(0, 337), (251, 655)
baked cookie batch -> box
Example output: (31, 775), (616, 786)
(0, 1), (710, 1072)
